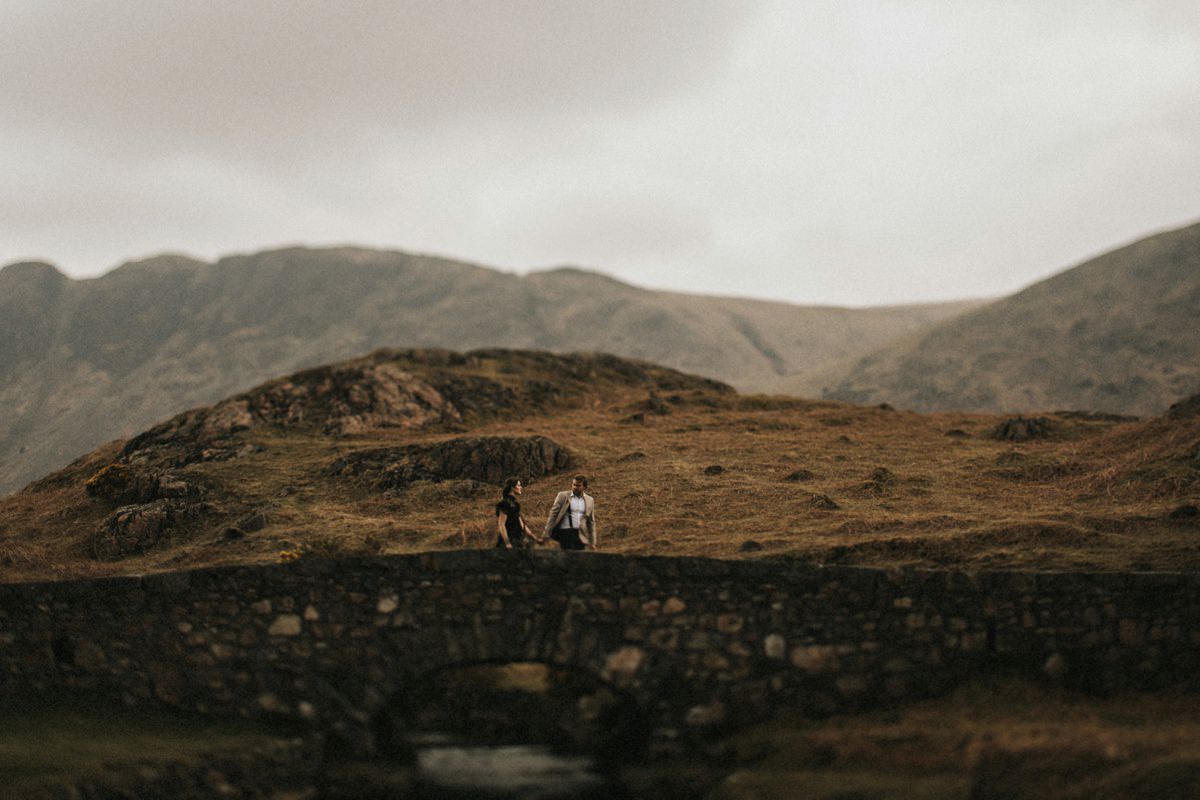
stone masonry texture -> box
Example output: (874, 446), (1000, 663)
(0, 551), (1197, 751)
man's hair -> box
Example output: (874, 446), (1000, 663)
(572, 474), (588, 487)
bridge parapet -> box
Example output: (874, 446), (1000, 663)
(1, 551), (1197, 750)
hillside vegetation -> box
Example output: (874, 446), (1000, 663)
(825, 220), (1200, 415)
(0, 248), (977, 495)
(2, 349), (1196, 584)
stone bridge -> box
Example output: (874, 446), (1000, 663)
(1, 551), (1198, 753)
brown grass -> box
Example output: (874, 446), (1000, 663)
(705, 678), (1200, 800)
(2, 386), (1198, 583)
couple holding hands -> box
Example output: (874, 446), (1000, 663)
(495, 474), (596, 551)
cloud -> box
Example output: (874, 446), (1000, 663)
(1, 1), (753, 160)
(2, 1), (1199, 305)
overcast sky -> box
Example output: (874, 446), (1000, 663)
(3, 1), (1199, 306)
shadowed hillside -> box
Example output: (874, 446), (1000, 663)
(824, 220), (1200, 415)
(2, 348), (1196, 583)
(0, 248), (978, 495)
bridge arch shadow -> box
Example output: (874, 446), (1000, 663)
(372, 659), (652, 765)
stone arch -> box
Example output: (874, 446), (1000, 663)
(371, 657), (652, 764)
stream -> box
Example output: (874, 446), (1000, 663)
(411, 737), (622, 799)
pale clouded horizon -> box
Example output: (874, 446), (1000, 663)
(3, 1), (1199, 306)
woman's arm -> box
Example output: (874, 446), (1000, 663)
(521, 515), (544, 544)
(497, 512), (512, 548)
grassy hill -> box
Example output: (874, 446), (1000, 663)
(2, 348), (1196, 583)
(824, 220), (1200, 415)
(0, 248), (977, 495)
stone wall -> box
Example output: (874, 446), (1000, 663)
(1, 552), (1197, 750)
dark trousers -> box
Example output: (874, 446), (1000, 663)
(552, 528), (586, 551)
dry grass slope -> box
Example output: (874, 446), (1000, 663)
(1, 348), (1197, 584)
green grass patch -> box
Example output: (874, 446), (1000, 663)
(0, 694), (294, 783)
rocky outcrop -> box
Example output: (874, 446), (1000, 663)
(92, 499), (209, 560)
(992, 416), (1055, 442)
(122, 360), (464, 461)
(85, 462), (201, 505)
(329, 435), (575, 491)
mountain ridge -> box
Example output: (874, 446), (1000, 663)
(0, 247), (978, 495)
(824, 219), (1200, 415)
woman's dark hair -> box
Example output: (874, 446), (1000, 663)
(501, 476), (521, 497)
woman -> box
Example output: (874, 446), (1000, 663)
(495, 477), (541, 549)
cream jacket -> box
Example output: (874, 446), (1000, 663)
(544, 490), (597, 547)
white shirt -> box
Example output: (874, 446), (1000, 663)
(563, 494), (587, 529)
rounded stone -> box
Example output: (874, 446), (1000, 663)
(268, 614), (302, 636)
(764, 634), (786, 660)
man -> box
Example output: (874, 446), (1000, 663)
(544, 474), (597, 551)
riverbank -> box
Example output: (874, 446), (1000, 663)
(9, 677), (1200, 799)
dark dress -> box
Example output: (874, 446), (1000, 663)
(495, 495), (526, 548)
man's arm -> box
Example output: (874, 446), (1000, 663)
(587, 501), (598, 550)
(544, 492), (565, 536)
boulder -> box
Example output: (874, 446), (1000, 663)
(809, 493), (840, 510)
(861, 467), (896, 493)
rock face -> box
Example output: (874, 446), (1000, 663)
(122, 358), (465, 460)
(93, 500), (204, 560)
(85, 462), (201, 505)
(330, 435), (575, 491)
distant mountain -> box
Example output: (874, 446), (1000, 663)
(0, 247), (977, 494)
(824, 220), (1200, 416)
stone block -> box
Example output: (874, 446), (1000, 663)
(663, 597), (687, 615)
(684, 701), (726, 728)
(648, 629), (678, 651)
(604, 645), (644, 678)
(836, 675), (869, 696)
(763, 634), (786, 660)
(791, 645), (839, 673)
(1118, 619), (1143, 646)
(268, 615), (302, 636)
